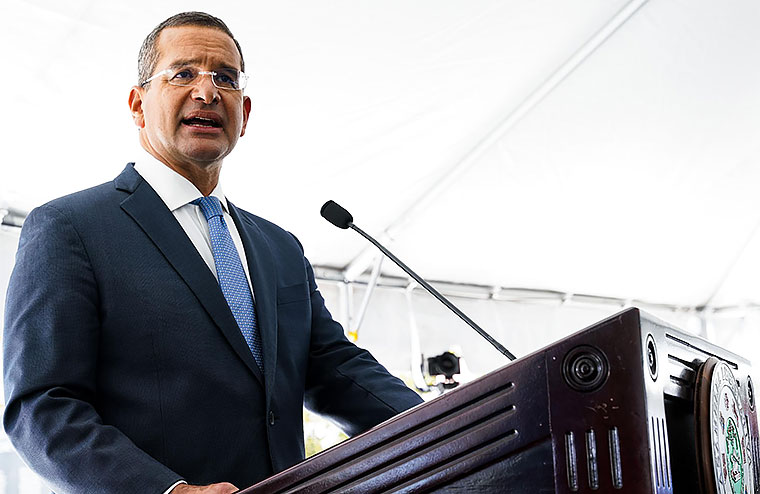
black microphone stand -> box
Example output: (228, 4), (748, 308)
(347, 222), (516, 361)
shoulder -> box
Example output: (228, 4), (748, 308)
(34, 160), (136, 215)
(21, 166), (136, 243)
(44, 181), (120, 212)
(24, 181), (122, 232)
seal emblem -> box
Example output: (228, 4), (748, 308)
(695, 357), (755, 494)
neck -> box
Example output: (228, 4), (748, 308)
(140, 140), (221, 196)
(164, 161), (221, 197)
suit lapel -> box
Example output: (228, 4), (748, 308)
(228, 202), (279, 403)
(116, 165), (264, 384)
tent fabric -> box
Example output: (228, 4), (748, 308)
(3, 0), (760, 310)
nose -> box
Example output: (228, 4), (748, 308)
(191, 74), (220, 104)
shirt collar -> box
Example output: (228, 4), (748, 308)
(132, 146), (230, 213)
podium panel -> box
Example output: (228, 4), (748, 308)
(240, 308), (758, 493)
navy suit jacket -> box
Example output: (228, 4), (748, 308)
(3, 164), (422, 493)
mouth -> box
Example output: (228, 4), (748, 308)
(181, 116), (222, 128)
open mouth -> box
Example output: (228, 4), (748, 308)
(182, 117), (222, 128)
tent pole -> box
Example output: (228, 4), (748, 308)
(343, 0), (652, 279)
(349, 254), (384, 341)
(406, 283), (430, 392)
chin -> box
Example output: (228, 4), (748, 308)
(183, 146), (229, 164)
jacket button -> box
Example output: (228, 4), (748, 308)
(268, 411), (275, 426)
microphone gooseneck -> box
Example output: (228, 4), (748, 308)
(320, 200), (516, 361)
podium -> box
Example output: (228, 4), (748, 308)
(240, 308), (758, 493)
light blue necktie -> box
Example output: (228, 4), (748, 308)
(193, 196), (263, 370)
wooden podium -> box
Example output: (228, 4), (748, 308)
(239, 308), (759, 493)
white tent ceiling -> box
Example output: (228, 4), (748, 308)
(3, 0), (760, 309)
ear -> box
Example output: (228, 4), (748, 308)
(240, 95), (252, 137)
(128, 86), (146, 129)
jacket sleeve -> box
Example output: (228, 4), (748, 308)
(3, 205), (182, 494)
(301, 257), (423, 436)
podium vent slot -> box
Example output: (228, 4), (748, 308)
(661, 417), (672, 488)
(564, 432), (579, 491)
(753, 433), (760, 488)
(585, 429), (599, 490)
(650, 416), (672, 489)
(608, 427), (623, 489)
(667, 353), (699, 370)
(665, 333), (738, 369)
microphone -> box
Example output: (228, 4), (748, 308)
(320, 200), (516, 361)
(321, 200), (353, 229)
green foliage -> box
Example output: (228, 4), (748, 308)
(303, 408), (348, 458)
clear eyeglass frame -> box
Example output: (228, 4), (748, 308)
(141, 66), (248, 91)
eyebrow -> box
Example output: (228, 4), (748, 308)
(167, 59), (240, 71)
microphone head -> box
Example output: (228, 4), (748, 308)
(320, 200), (353, 229)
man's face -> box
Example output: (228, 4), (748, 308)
(129, 26), (251, 175)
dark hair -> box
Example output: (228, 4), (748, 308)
(138, 12), (245, 86)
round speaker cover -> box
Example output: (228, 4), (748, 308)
(695, 357), (755, 494)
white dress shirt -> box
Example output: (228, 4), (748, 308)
(133, 147), (255, 494)
(133, 147), (254, 293)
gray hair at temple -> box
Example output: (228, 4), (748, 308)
(137, 11), (245, 86)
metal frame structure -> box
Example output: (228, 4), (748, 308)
(342, 0), (652, 282)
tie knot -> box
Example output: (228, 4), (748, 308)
(192, 196), (224, 221)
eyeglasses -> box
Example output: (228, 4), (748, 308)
(141, 65), (248, 91)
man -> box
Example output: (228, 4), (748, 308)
(3, 12), (422, 494)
